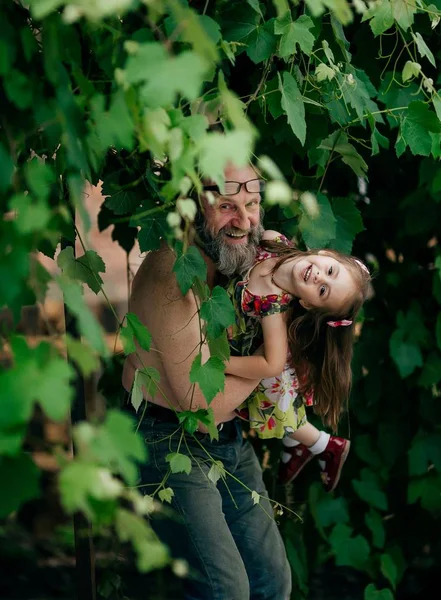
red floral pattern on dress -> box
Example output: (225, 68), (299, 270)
(233, 234), (314, 437)
(237, 235), (294, 319)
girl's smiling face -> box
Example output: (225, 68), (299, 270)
(291, 252), (357, 314)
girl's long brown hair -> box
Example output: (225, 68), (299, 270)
(261, 240), (372, 432)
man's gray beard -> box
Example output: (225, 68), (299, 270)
(200, 220), (264, 277)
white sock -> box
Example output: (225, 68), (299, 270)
(281, 452), (293, 463)
(281, 435), (301, 463)
(308, 431), (330, 455)
(282, 436), (301, 448)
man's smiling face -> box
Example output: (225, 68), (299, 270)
(203, 163), (263, 245)
(199, 163), (264, 276)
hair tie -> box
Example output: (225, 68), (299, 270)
(355, 259), (369, 274)
(327, 319), (353, 328)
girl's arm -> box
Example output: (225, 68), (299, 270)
(224, 313), (288, 379)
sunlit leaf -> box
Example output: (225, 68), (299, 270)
(173, 246), (207, 295)
(189, 354), (225, 404)
(278, 71), (306, 145)
(166, 452), (192, 475)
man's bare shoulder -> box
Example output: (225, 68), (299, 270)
(131, 245), (176, 292)
(130, 244), (194, 314)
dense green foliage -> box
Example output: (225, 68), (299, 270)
(1, 0), (441, 597)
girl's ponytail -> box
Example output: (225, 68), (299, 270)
(286, 254), (371, 432)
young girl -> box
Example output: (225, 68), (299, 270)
(225, 231), (371, 492)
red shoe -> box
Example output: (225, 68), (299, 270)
(278, 443), (314, 485)
(317, 437), (350, 493)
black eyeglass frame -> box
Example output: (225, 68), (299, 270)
(202, 178), (266, 196)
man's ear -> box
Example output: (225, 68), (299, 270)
(299, 299), (312, 311)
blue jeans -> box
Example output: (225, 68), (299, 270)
(137, 414), (291, 600)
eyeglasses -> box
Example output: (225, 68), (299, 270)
(202, 179), (266, 196)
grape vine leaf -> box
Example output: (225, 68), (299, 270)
(190, 354), (225, 404)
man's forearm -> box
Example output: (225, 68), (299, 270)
(209, 373), (260, 423)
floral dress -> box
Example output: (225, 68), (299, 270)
(228, 236), (313, 439)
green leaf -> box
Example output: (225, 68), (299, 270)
(362, 0), (394, 36)
(177, 410), (202, 435)
(247, 19), (278, 63)
(74, 410), (147, 486)
(58, 247), (106, 295)
(207, 460), (226, 484)
(37, 358), (74, 421)
(9, 194), (51, 235)
(104, 189), (140, 215)
(115, 508), (169, 572)
(120, 325), (136, 355)
(126, 313), (151, 352)
(399, 101), (441, 157)
(59, 461), (121, 518)
(166, 452), (192, 475)
(392, 0), (416, 30)
(200, 286), (236, 339)
(179, 114), (209, 141)
(0, 337), (75, 424)
(179, 407), (219, 441)
(408, 433), (441, 476)
(173, 246), (207, 296)
(124, 42), (167, 84)
(168, 3), (218, 63)
(408, 474), (441, 514)
(224, 9), (277, 64)
(329, 523), (370, 569)
(131, 368), (161, 412)
(316, 63), (335, 82)
(364, 584), (395, 600)
(0, 454), (40, 518)
(389, 332), (423, 378)
(58, 276), (108, 355)
(141, 52), (209, 109)
(246, 0), (264, 18)
(315, 496), (349, 528)
(24, 158), (55, 201)
(4, 69), (33, 109)
(432, 91), (441, 122)
(329, 198), (364, 253)
(278, 71), (306, 145)
(352, 469), (388, 511)
(251, 490), (260, 505)
(190, 354), (225, 404)
(136, 213), (170, 253)
(198, 130), (254, 190)
(381, 553), (398, 590)
(276, 14), (315, 58)
(298, 192), (337, 248)
(412, 32), (435, 67)
(208, 331), (231, 362)
(318, 131), (368, 177)
(341, 70), (378, 124)
(402, 61), (421, 83)
(370, 125), (390, 156)
(158, 487), (174, 503)
(66, 336), (100, 378)
(365, 509), (386, 549)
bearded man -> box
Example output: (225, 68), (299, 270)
(122, 162), (291, 600)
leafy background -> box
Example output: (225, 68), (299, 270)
(1, 0), (441, 598)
